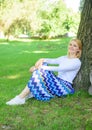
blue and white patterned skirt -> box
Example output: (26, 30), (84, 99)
(27, 68), (75, 101)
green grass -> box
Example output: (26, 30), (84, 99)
(0, 38), (92, 130)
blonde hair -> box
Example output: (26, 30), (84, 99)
(68, 39), (82, 58)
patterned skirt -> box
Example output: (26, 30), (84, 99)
(27, 68), (75, 101)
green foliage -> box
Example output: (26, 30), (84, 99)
(0, 38), (92, 130)
(4, 18), (31, 37)
(0, 0), (80, 38)
(38, 0), (68, 37)
(63, 11), (80, 35)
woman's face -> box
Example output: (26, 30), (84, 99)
(68, 41), (80, 55)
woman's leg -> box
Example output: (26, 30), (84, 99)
(19, 86), (30, 98)
(6, 86), (31, 105)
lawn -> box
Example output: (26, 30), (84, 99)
(0, 38), (92, 130)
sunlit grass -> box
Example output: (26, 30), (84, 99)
(1, 74), (20, 79)
(0, 38), (92, 130)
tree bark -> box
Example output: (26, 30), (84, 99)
(74, 0), (92, 90)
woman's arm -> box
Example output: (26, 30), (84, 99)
(29, 66), (36, 73)
(41, 59), (81, 72)
(44, 56), (63, 64)
(35, 56), (63, 69)
(35, 58), (45, 69)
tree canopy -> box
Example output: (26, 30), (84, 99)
(0, 0), (80, 38)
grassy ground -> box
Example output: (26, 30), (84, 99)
(0, 38), (92, 130)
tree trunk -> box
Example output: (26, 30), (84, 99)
(74, 0), (92, 90)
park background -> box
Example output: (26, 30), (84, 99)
(0, 0), (92, 130)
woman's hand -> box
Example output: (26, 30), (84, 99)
(29, 66), (36, 73)
(29, 58), (44, 73)
(35, 58), (44, 69)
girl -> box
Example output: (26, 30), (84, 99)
(6, 39), (82, 105)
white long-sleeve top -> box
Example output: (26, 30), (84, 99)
(41, 56), (81, 83)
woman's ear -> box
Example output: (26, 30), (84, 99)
(79, 50), (82, 56)
(77, 51), (79, 53)
(76, 49), (82, 58)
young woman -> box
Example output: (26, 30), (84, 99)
(6, 39), (82, 105)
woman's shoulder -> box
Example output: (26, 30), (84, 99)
(74, 57), (81, 62)
(73, 58), (81, 67)
(66, 56), (81, 66)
